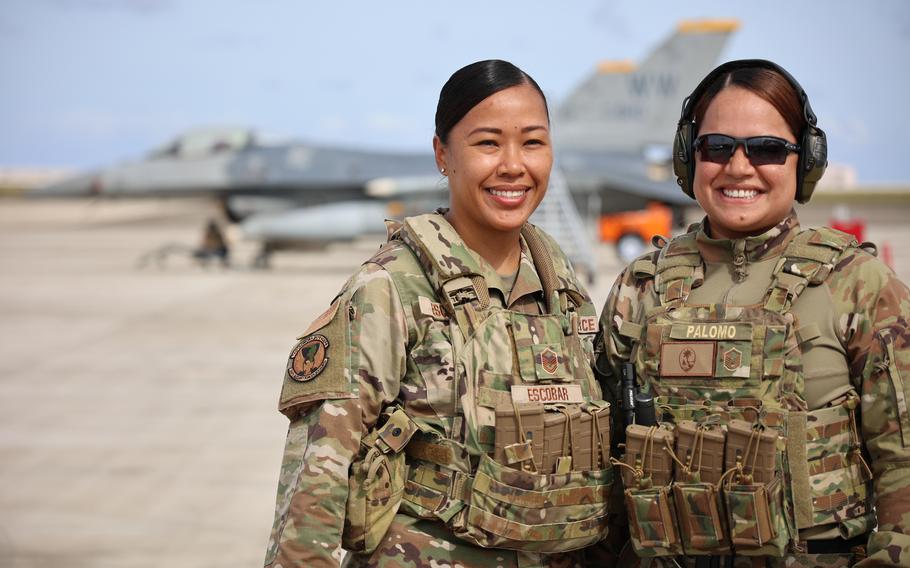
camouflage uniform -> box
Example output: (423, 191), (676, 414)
(597, 211), (910, 567)
(265, 212), (612, 568)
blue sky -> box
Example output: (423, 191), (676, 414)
(2, 0), (909, 182)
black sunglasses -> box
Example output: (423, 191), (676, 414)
(694, 134), (800, 166)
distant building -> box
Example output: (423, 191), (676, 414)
(816, 162), (858, 192)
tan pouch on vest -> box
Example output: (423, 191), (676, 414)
(625, 484), (683, 557)
(674, 420), (726, 484)
(494, 403), (545, 471)
(622, 424), (675, 487)
(724, 477), (788, 556)
(673, 481), (730, 555)
(670, 421), (731, 555)
(456, 453), (613, 552)
(722, 421), (789, 557)
(342, 410), (414, 553)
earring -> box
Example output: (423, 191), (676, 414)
(440, 168), (446, 175)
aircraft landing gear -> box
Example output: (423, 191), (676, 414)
(252, 243), (273, 270)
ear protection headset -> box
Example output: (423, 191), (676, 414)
(672, 59), (827, 204)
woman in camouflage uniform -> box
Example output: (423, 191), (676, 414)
(265, 60), (612, 568)
(597, 59), (910, 567)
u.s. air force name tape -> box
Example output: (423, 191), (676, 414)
(511, 384), (584, 404)
(577, 315), (598, 334)
(417, 296), (447, 320)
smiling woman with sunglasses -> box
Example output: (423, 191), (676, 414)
(596, 60), (910, 567)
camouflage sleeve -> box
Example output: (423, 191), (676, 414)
(593, 268), (647, 566)
(835, 252), (910, 566)
(597, 263), (654, 390)
(265, 263), (409, 568)
(595, 272), (628, 410)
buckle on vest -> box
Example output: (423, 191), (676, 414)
(766, 271), (808, 311)
(434, 470), (472, 523)
(442, 275), (479, 307)
(376, 408), (419, 454)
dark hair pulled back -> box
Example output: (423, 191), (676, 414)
(435, 59), (548, 144)
(692, 66), (806, 139)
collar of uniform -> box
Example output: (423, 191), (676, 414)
(431, 210), (543, 308)
(695, 209), (801, 264)
(506, 238), (544, 306)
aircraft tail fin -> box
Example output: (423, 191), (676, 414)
(555, 19), (739, 152)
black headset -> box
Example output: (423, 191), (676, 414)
(672, 59), (827, 204)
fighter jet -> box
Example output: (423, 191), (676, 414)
(35, 19), (739, 264)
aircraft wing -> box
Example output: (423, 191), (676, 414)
(240, 200), (392, 243)
(559, 151), (692, 205)
(30, 19), (738, 268)
(364, 175), (448, 198)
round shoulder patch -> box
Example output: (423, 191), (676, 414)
(287, 334), (330, 382)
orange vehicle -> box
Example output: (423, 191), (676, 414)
(599, 202), (674, 262)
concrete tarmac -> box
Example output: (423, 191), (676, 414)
(1, 197), (908, 568)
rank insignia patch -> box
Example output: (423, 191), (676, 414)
(540, 347), (559, 375)
(288, 334), (330, 382)
(723, 347), (743, 372)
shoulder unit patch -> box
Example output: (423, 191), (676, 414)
(288, 334), (330, 382)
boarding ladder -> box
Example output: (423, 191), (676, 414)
(531, 164), (597, 283)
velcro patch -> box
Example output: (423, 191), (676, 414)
(287, 334), (330, 382)
(279, 298), (353, 417)
(660, 342), (716, 377)
(540, 347), (559, 374)
(531, 344), (571, 381)
(722, 346), (743, 372)
(300, 300), (340, 338)
(406, 439), (454, 466)
(417, 296), (447, 321)
(504, 441), (534, 465)
(670, 323), (752, 341)
(576, 315), (598, 335)
(511, 384), (584, 404)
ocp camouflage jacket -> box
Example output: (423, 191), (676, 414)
(265, 212), (606, 568)
(597, 211), (910, 566)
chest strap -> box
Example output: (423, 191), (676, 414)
(654, 232), (703, 306)
(764, 227), (858, 313)
(395, 215), (491, 337)
(396, 214), (572, 338)
(520, 224), (563, 316)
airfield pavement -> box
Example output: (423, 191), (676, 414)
(1, 196), (909, 568)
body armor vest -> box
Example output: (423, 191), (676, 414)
(346, 213), (613, 554)
(618, 227), (875, 559)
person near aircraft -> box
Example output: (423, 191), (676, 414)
(32, 20), (740, 268)
(596, 59), (910, 566)
(264, 59), (614, 567)
(193, 218), (230, 267)
(133, 217), (231, 269)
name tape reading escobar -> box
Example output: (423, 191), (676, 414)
(511, 384), (584, 404)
